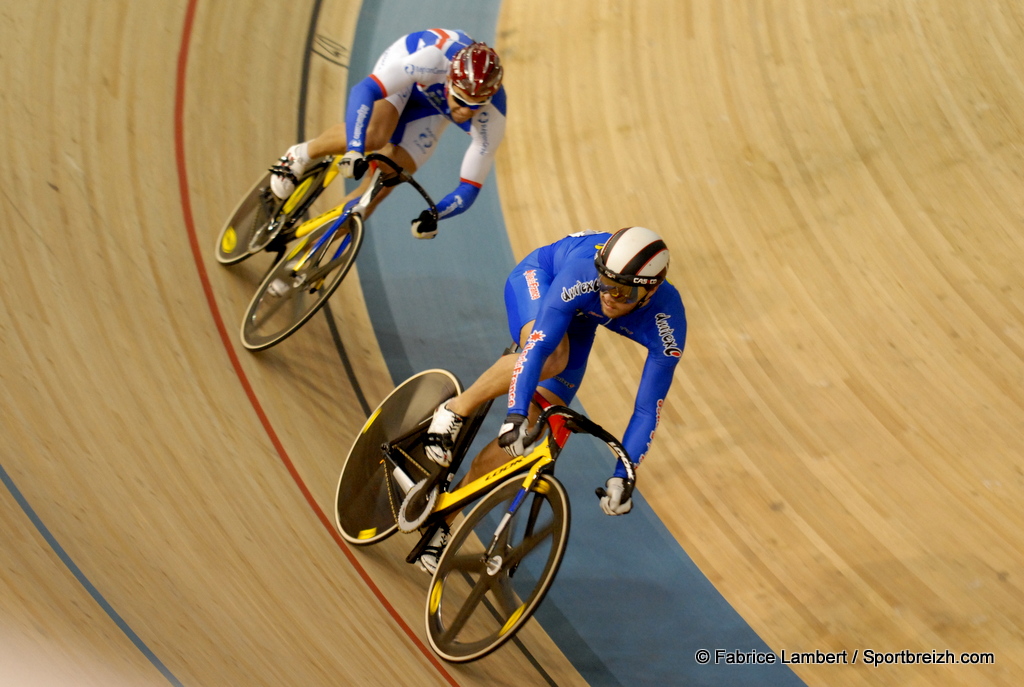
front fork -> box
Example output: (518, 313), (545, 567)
(483, 456), (554, 563)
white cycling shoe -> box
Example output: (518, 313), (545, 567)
(424, 402), (465, 467)
(269, 143), (311, 200)
(418, 524), (450, 575)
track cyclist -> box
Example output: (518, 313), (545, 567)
(417, 226), (687, 573)
(269, 28), (505, 240)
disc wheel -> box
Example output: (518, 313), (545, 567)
(335, 370), (462, 546)
(215, 172), (282, 265)
(426, 474), (570, 663)
(215, 159), (334, 265)
(240, 212), (363, 351)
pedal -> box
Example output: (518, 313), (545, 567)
(266, 278), (290, 298)
(405, 521), (442, 565)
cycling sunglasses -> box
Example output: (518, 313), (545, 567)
(597, 276), (647, 304)
(449, 85), (491, 110)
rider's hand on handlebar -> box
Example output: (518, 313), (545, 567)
(498, 413), (529, 457)
(339, 150), (368, 180)
(411, 209), (438, 240)
(599, 477), (633, 516)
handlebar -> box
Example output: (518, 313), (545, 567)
(523, 405), (637, 502)
(360, 153), (439, 221)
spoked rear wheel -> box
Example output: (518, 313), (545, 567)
(426, 474), (570, 663)
(335, 369), (462, 546)
(240, 211), (363, 351)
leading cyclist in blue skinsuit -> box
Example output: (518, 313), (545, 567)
(417, 226), (688, 573)
(268, 29), (505, 239)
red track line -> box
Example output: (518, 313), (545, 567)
(172, 2), (458, 683)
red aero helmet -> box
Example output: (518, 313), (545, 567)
(449, 42), (503, 98)
(595, 227), (670, 287)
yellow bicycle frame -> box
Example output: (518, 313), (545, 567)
(282, 154), (343, 216)
(432, 434), (557, 518)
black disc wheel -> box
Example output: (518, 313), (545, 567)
(335, 370), (462, 546)
(215, 172), (283, 265)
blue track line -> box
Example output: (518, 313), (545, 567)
(0, 463), (184, 686)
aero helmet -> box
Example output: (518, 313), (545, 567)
(449, 42), (503, 98)
(595, 226), (670, 288)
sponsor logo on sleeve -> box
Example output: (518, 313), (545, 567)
(560, 278), (600, 302)
(350, 103), (371, 148)
(524, 269), (541, 300)
(637, 398), (664, 464)
(472, 111), (492, 153)
(655, 312), (682, 357)
(508, 330), (545, 408)
(438, 195), (464, 218)
(404, 63), (447, 77)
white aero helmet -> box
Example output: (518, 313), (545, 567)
(595, 226), (670, 288)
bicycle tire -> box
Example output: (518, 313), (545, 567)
(239, 211), (363, 351)
(425, 473), (570, 663)
(335, 369), (462, 546)
(215, 172), (279, 265)
(215, 160), (334, 265)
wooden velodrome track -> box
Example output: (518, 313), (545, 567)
(2, 0), (1022, 685)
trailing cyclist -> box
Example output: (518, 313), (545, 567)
(418, 226), (688, 572)
(269, 29), (505, 240)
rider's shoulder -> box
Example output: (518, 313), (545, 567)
(648, 280), (686, 314)
(549, 257), (601, 298)
(405, 29), (476, 56)
(555, 229), (612, 251)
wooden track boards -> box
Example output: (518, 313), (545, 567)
(0, 1), (583, 685)
(497, 2), (1024, 685)
(3, 1), (1024, 685)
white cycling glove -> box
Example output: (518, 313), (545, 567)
(599, 477), (633, 516)
(339, 150), (367, 179)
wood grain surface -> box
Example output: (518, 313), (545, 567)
(496, 2), (1024, 685)
(2, 1), (1022, 686)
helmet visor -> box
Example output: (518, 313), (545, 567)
(597, 275), (648, 304)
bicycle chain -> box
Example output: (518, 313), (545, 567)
(383, 461), (400, 521)
(394, 445), (431, 478)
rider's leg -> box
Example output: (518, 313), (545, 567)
(337, 143), (418, 221)
(424, 320), (568, 467)
(271, 100), (401, 199)
(455, 318), (596, 484)
(458, 386), (566, 486)
(425, 251), (558, 467)
(446, 322), (569, 418)
(303, 123), (346, 159)
(352, 106), (445, 219)
(306, 99), (400, 158)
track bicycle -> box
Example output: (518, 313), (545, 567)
(214, 152), (437, 351)
(333, 365), (636, 663)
